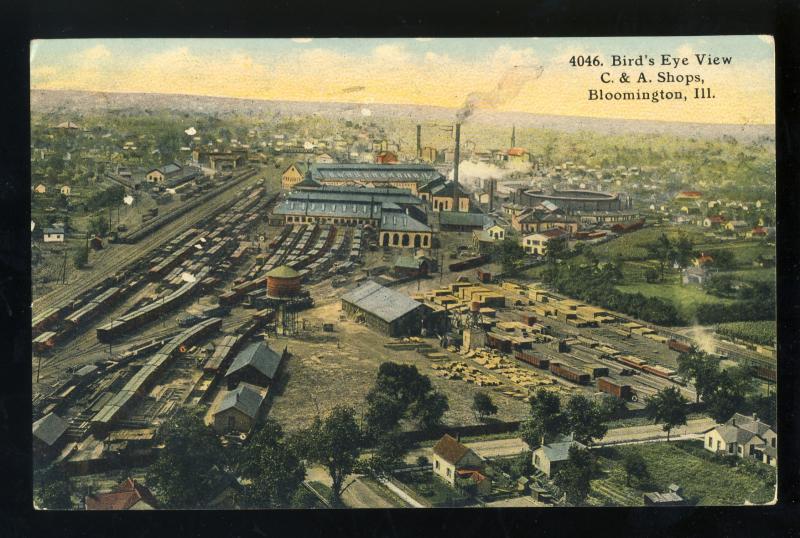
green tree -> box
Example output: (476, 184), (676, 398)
(305, 406), (362, 503)
(709, 249), (736, 270)
(644, 387), (689, 441)
(704, 365), (756, 423)
(365, 362), (449, 434)
(644, 267), (660, 283)
(545, 237), (568, 265)
(471, 392), (498, 422)
(89, 215), (109, 236)
(553, 446), (594, 506)
(493, 237), (526, 274)
(673, 235), (694, 269)
(520, 389), (568, 448)
(598, 395), (627, 420)
(236, 420), (306, 508)
(73, 244), (89, 269)
(145, 409), (224, 508)
(645, 233), (672, 281)
(290, 487), (320, 509)
(623, 452), (649, 487)
(676, 352), (720, 404)
(565, 394), (608, 446)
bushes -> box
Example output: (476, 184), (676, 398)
(715, 321), (776, 346)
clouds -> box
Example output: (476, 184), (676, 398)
(29, 37), (774, 125)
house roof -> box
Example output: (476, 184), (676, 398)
(340, 280), (423, 323)
(507, 147), (527, 156)
(32, 412), (68, 446)
(433, 434), (471, 465)
(537, 439), (586, 463)
(225, 341), (284, 380)
(726, 413), (774, 437)
(394, 254), (426, 269)
(43, 227), (65, 235)
(215, 382), (264, 419)
(284, 162), (310, 176)
(644, 491), (684, 504)
(85, 478), (159, 510)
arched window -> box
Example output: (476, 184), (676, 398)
(414, 235), (421, 248)
(382, 234), (390, 246)
(423, 235), (429, 247)
(393, 233), (400, 245)
(402, 234), (410, 246)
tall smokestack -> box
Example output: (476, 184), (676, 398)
(511, 125), (516, 148)
(416, 125), (422, 160)
(453, 123), (460, 212)
(489, 178), (495, 212)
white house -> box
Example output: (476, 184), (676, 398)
(483, 223), (506, 241)
(33, 184), (47, 194)
(532, 435), (586, 477)
(703, 413), (777, 467)
(43, 227), (65, 243)
(432, 434), (491, 494)
(521, 227), (569, 256)
(60, 185), (71, 196)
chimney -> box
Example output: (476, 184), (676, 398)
(416, 125), (422, 159)
(489, 179), (495, 212)
(453, 123), (461, 212)
(511, 124), (516, 148)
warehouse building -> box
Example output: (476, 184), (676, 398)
(212, 382), (265, 434)
(305, 163), (444, 195)
(341, 280), (428, 336)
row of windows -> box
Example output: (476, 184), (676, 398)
(381, 233), (429, 247)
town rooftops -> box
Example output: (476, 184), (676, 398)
(341, 280), (423, 323)
(507, 147), (527, 156)
(539, 228), (569, 239)
(225, 341), (284, 380)
(433, 434), (471, 465)
(215, 382), (264, 419)
(43, 227), (65, 235)
(85, 478), (159, 510)
(33, 412), (68, 446)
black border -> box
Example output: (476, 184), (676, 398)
(2, 0), (798, 536)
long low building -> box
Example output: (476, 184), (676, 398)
(282, 162), (444, 194)
(341, 280), (428, 336)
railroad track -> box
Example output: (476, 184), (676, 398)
(31, 168), (263, 317)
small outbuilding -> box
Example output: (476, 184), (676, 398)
(43, 227), (65, 243)
(532, 435), (586, 477)
(212, 382), (265, 434)
(224, 341), (286, 389)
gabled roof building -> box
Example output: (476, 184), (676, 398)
(341, 280), (428, 336)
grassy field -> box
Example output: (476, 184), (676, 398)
(590, 441), (776, 506)
(616, 280), (735, 320)
(590, 226), (711, 261)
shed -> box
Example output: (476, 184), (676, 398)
(531, 436), (586, 477)
(225, 341), (286, 389)
(33, 412), (69, 459)
(212, 382), (265, 433)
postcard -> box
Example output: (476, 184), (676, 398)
(30, 36), (776, 509)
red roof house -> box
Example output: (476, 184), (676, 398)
(85, 478), (159, 510)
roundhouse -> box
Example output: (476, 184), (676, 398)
(515, 188), (623, 212)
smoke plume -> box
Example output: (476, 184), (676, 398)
(456, 64), (544, 122)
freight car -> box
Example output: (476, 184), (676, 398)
(513, 349), (550, 370)
(448, 254), (491, 273)
(668, 339), (693, 354)
(549, 362), (591, 385)
(754, 365), (777, 383)
(640, 364), (678, 380)
(597, 377), (635, 401)
(32, 306), (65, 337)
(62, 287), (122, 331)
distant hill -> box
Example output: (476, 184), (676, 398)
(31, 89), (774, 141)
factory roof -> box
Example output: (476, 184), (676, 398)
(341, 280), (423, 323)
(274, 199), (383, 219)
(215, 382), (264, 419)
(380, 213), (431, 233)
(266, 265), (300, 279)
(226, 341), (284, 381)
(310, 163), (443, 183)
(439, 211), (493, 228)
(285, 186), (423, 205)
(33, 412), (69, 446)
